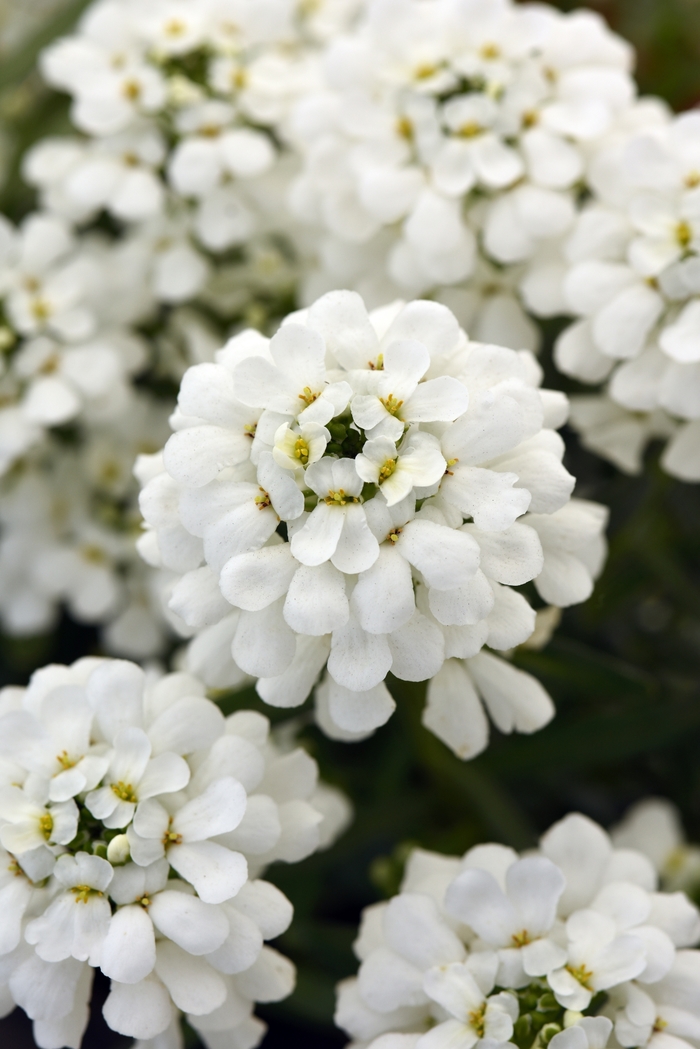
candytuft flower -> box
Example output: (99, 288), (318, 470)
(0, 657), (350, 1049)
(336, 809), (700, 1049)
(139, 291), (607, 756)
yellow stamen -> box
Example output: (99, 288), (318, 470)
(676, 220), (692, 248)
(468, 1004), (487, 1038)
(244, 423), (257, 438)
(163, 827), (183, 846)
(81, 544), (107, 565)
(445, 456), (458, 476)
(255, 488), (272, 510)
(71, 884), (103, 904)
(414, 63), (438, 81)
(324, 489), (357, 506)
(522, 109), (539, 128)
(164, 18), (186, 37)
(56, 751), (76, 771)
(138, 895), (151, 908)
(512, 929), (532, 947)
(388, 528), (402, 543)
(380, 394), (404, 416)
(378, 458), (397, 483)
(480, 43), (501, 59)
(299, 386), (319, 406)
(457, 121), (483, 138)
(396, 117), (414, 141)
(30, 298), (51, 323)
(111, 781), (138, 803)
(368, 354), (384, 370)
(566, 963), (594, 989)
(122, 79), (142, 101)
(39, 813), (53, 841)
(294, 437), (311, 465)
(685, 171), (700, 188)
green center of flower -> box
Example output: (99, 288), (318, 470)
(512, 929), (532, 947)
(255, 488), (272, 510)
(39, 813), (53, 840)
(111, 781), (138, 803)
(56, 750), (76, 770)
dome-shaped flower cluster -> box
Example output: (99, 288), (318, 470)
(553, 110), (700, 482)
(337, 809), (700, 1049)
(138, 290), (607, 756)
(289, 0), (637, 347)
(0, 656), (350, 1049)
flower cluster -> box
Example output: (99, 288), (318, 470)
(612, 799), (700, 900)
(289, 0), (637, 349)
(0, 212), (148, 475)
(0, 656), (350, 1049)
(337, 809), (700, 1049)
(138, 290), (607, 756)
(553, 110), (700, 481)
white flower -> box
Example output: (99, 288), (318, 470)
(418, 959), (518, 1049)
(290, 0), (637, 347)
(612, 799), (700, 896)
(0, 657), (349, 1049)
(140, 291), (602, 756)
(85, 727), (190, 829)
(25, 852), (113, 965)
(0, 786), (78, 854)
(555, 110), (700, 481)
(336, 809), (700, 1049)
(445, 856), (568, 986)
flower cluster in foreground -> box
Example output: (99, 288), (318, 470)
(337, 810), (700, 1049)
(138, 290), (607, 756)
(0, 656), (350, 1049)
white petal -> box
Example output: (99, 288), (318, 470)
(398, 520), (479, 589)
(100, 905), (156, 984)
(175, 777), (247, 841)
(220, 544), (297, 610)
(169, 842), (248, 904)
(102, 975), (173, 1040)
(290, 503), (344, 566)
(423, 660), (489, 760)
(332, 503), (380, 574)
(328, 613), (393, 691)
(233, 600), (297, 677)
(352, 544), (415, 634)
(283, 562), (349, 635)
(467, 652), (555, 734)
(327, 678), (396, 733)
(388, 611), (446, 682)
(148, 889), (228, 955)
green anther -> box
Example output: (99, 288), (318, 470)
(39, 813), (53, 841)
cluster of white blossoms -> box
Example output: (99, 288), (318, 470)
(553, 110), (700, 482)
(0, 397), (177, 657)
(137, 290), (607, 756)
(0, 656), (350, 1049)
(31, 0), (362, 300)
(337, 809), (700, 1049)
(612, 799), (700, 899)
(0, 212), (147, 475)
(288, 0), (638, 348)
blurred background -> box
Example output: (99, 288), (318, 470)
(1, 0), (700, 1046)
